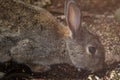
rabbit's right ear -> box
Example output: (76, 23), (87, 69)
(65, 0), (81, 37)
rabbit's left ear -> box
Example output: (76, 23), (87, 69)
(65, 0), (81, 37)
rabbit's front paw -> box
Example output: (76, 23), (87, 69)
(28, 64), (51, 72)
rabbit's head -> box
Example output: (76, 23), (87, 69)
(65, 0), (105, 72)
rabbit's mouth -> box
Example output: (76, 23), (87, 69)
(72, 57), (105, 72)
(88, 60), (105, 72)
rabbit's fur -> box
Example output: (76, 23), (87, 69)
(84, 13), (120, 65)
(0, 0), (105, 72)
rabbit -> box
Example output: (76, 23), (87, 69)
(0, 0), (105, 72)
(83, 10), (120, 65)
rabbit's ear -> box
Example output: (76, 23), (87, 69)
(65, 0), (81, 37)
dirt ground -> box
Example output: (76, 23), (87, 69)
(21, 0), (120, 12)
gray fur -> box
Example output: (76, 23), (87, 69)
(0, 0), (105, 72)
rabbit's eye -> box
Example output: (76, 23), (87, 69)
(88, 46), (96, 55)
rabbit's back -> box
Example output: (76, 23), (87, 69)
(0, 0), (71, 66)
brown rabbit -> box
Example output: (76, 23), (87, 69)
(0, 0), (105, 72)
